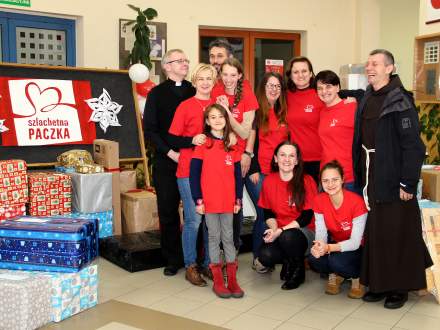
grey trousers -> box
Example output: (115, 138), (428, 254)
(205, 213), (235, 263)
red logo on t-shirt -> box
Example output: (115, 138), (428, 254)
(304, 105), (314, 113)
(340, 221), (351, 231)
(330, 119), (338, 127)
(232, 108), (240, 118)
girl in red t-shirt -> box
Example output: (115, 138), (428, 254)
(190, 104), (244, 299)
(258, 141), (318, 290)
(309, 160), (367, 299)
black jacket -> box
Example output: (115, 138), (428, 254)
(353, 75), (425, 202)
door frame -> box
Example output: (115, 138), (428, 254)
(199, 28), (301, 87)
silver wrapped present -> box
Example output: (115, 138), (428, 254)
(69, 172), (112, 213)
(0, 271), (52, 330)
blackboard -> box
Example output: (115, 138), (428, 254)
(0, 63), (146, 166)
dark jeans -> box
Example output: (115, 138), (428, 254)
(304, 161), (320, 184)
(259, 228), (308, 267)
(153, 156), (184, 268)
(308, 248), (362, 279)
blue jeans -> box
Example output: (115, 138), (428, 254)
(308, 248), (362, 278)
(177, 178), (209, 268)
(245, 173), (266, 258)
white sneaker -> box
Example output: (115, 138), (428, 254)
(252, 258), (272, 274)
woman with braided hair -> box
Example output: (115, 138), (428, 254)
(211, 58), (259, 251)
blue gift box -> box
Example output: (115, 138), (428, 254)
(0, 216), (98, 272)
(59, 210), (113, 238)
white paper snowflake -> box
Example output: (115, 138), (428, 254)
(86, 89), (123, 133)
(0, 119), (9, 133)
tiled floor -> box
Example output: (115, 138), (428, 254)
(49, 253), (440, 329)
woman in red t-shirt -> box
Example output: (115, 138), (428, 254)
(309, 160), (367, 299)
(250, 72), (289, 273)
(285, 56), (323, 183)
(315, 70), (359, 194)
(258, 141), (318, 290)
(211, 58), (259, 251)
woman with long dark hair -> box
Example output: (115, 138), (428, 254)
(258, 141), (317, 290)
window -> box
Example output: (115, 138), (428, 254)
(0, 11), (75, 66)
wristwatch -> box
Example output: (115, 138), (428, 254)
(244, 151), (254, 158)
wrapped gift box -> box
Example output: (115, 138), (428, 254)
(121, 190), (159, 234)
(0, 264), (98, 323)
(120, 170), (137, 193)
(59, 210), (113, 238)
(420, 200), (440, 303)
(421, 169), (440, 202)
(0, 216), (98, 272)
(69, 172), (112, 213)
(0, 271), (52, 330)
(54, 165), (76, 174)
(0, 159), (28, 205)
(0, 203), (26, 221)
(28, 172), (71, 216)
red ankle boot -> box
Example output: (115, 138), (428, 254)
(226, 261), (244, 298)
(209, 263), (231, 298)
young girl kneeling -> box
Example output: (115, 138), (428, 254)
(190, 104), (244, 298)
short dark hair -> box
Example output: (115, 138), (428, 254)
(208, 38), (233, 57)
(369, 49), (395, 66)
(315, 70), (341, 89)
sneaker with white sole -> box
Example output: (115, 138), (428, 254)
(252, 258), (272, 274)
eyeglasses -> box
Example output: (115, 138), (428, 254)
(266, 83), (282, 91)
(166, 59), (190, 65)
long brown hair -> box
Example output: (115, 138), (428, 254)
(220, 58), (244, 110)
(270, 141), (306, 211)
(203, 104), (233, 152)
(256, 72), (287, 134)
(285, 56), (315, 92)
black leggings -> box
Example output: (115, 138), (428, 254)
(259, 228), (308, 267)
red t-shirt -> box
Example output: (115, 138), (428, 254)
(258, 172), (317, 229)
(169, 97), (212, 178)
(211, 80), (258, 154)
(258, 108), (288, 174)
(286, 89), (324, 161)
(313, 189), (367, 243)
(318, 100), (356, 182)
(192, 138), (241, 213)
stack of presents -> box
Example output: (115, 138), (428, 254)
(420, 166), (440, 303)
(0, 139), (160, 329)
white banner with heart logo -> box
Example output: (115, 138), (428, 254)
(9, 79), (83, 146)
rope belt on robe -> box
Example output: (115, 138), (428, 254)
(362, 144), (375, 211)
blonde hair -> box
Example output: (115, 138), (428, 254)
(161, 49), (184, 68)
(190, 63), (217, 86)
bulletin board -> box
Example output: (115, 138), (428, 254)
(0, 63), (147, 167)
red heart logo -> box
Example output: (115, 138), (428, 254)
(25, 82), (63, 115)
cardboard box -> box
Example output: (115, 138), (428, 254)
(93, 139), (119, 170)
(421, 169), (440, 202)
(420, 200), (440, 303)
(120, 170), (137, 193)
(121, 190), (159, 233)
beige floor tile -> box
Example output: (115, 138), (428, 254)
(149, 296), (205, 316)
(240, 279), (281, 299)
(308, 292), (363, 316)
(287, 307), (346, 330)
(210, 295), (263, 312)
(350, 301), (412, 326)
(114, 286), (169, 308)
(141, 277), (192, 295)
(333, 317), (391, 330)
(395, 312), (440, 330)
(409, 294), (440, 318)
(99, 280), (139, 303)
(96, 322), (143, 330)
(184, 302), (243, 326)
(276, 321), (320, 330)
(247, 300), (304, 321)
(173, 284), (217, 303)
(267, 288), (323, 307)
(224, 313), (283, 329)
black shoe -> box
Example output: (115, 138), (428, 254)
(163, 265), (179, 276)
(384, 292), (408, 309)
(362, 291), (387, 302)
(281, 258), (305, 290)
(280, 262), (288, 281)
